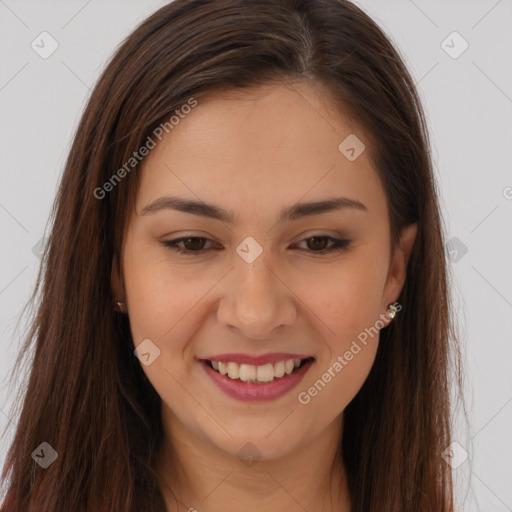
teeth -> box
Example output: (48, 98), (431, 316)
(238, 364), (256, 382)
(209, 358), (307, 383)
(227, 362), (240, 379)
(274, 360), (285, 378)
(256, 364), (275, 382)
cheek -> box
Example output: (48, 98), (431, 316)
(306, 340), (379, 418)
(123, 238), (196, 327)
(122, 255), (199, 409)
(122, 246), (194, 364)
(295, 260), (385, 409)
(301, 259), (386, 341)
(297, 285), (382, 418)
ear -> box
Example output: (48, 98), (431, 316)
(382, 222), (418, 308)
(111, 253), (124, 301)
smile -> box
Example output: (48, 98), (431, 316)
(199, 355), (315, 401)
(207, 358), (312, 383)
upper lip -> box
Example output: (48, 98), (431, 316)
(199, 353), (314, 366)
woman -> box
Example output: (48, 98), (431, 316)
(0, 0), (466, 510)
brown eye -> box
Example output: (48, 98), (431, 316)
(162, 237), (219, 254)
(305, 236), (330, 251)
(296, 236), (351, 254)
(180, 237), (207, 251)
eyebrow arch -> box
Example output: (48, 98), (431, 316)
(140, 195), (367, 223)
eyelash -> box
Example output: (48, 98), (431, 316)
(161, 235), (352, 255)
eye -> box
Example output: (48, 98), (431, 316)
(161, 237), (221, 254)
(161, 235), (352, 255)
(294, 236), (352, 254)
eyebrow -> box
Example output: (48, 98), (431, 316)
(140, 195), (367, 223)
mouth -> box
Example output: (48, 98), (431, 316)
(204, 357), (314, 383)
(198, 355), (315, 401)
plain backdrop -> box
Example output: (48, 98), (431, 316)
(0, 1), (511, 510)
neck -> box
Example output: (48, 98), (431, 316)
(156, 407), (352, 512)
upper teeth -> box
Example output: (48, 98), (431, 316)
(210, 358), (302, 383)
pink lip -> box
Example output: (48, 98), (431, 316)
(200, 358), (314, 401)
(199, 352), (312, 366)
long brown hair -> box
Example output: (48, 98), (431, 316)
(1, 0), (467, 510)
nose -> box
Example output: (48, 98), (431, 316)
(216, 251), (297, 340)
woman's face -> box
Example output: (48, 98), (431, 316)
(113, 81), (416, 460)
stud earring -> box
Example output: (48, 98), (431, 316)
(113, 301), (124, 312)
(386, 303), (398, 319)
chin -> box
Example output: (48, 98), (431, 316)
(203, 424), (304, 462)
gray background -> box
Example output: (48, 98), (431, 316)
(0, 0), (511, 510)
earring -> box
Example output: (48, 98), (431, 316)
(113, 301), (124, 312)
(386, 303), (398, 319)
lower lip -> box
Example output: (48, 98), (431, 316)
(200, 359), (314, 401)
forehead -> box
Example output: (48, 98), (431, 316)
(135, 81), (386, 222)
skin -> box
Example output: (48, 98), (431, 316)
(111, 80), (417, 511)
